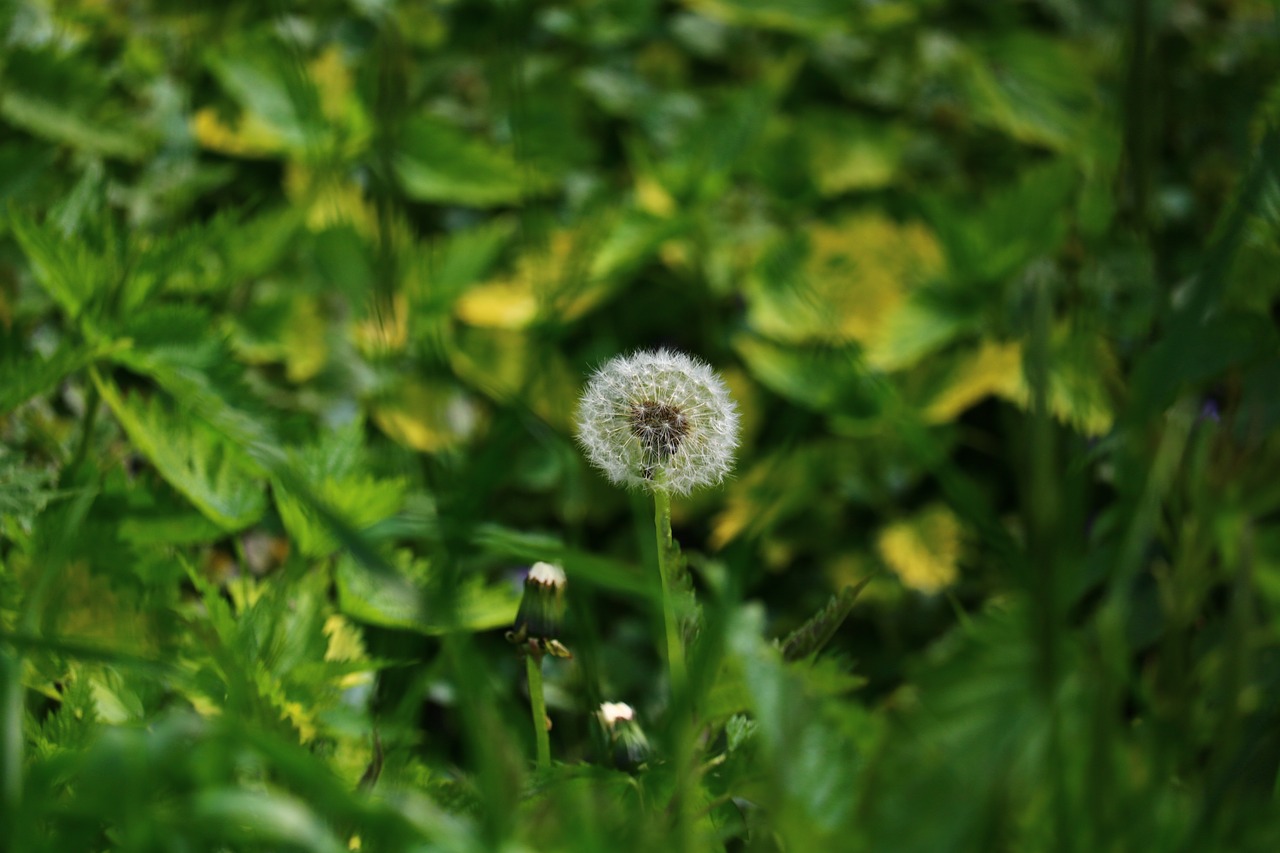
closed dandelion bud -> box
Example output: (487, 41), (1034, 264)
(506, 562), (571, 658)
(598, 701), (650, 771)
(576, 349), (741, 495)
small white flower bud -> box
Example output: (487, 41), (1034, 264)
(576, 349), (740, 495)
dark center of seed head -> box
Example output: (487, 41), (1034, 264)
(629, 399), (690, 460)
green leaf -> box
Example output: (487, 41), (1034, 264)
(94, 376), (266, 531)
(734, 333), (886, 418)
(193, 790), (346, 853)
(205, 34), (329, 154)
(924, 160), (1078, 284)
(779, 579), (871, 661)
(273, 423), (408, 559)
(0, 343), (108, 415)
(395, 116), (549, 207)
(335, 551), (519, 634)
(0, 49), (149, 161)
(9, 207), (101, 321)
(960, 33), (1098, 152)
(802, 111), (908, 195)
(0, 449), (58, 528)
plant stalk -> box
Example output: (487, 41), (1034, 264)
(653, 485), (693, 852)
(526, 652), (550, 769)
(653, 487), (686, 695)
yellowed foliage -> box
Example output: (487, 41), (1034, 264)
(455, 279), (539, 329)
(191, 107), (284, 157)
(280, 296), (329, 382)
(457, 230), (611, 329)
(284, 163), (378, 236)
(353, 294), (409, 358)
(636, 175), (676, 217)
(323, 614), (372, 690)
(925, 332), (1116, 436)
(449, 328), (580, 431)
(925, 340), (1024, 423)
(877, 504), (962, 593)
(749, 213), (945, 350)
(372, 378), (484, 453)
(310, 45), (355, 124)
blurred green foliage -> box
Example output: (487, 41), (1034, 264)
(2, 0), (1280, 850)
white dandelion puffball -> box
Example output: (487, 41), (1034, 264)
(576, 348), (740, 495)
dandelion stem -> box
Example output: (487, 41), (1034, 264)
(526, 652), (550, 770)
(653, 485), (695, 852)
(653, 487), (687, 695)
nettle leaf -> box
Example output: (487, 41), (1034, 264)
(734, 333), (887, 418)
(110, 305), (275, 448)
(746, 213), (947, 350)
(0, 449), (58, 534)
(9, 207), (106, 322)
(924, 160), (1077, 285)
(722, 605), (864, 840)
(801, 110), (909, 195)
(202, 33), (330, 155)
(395, 116), (549, 207)
(95, 377), (266, 531)
(335, 550), (519, 635)
(958, 33), (1098, 152)
(779, 579), (871, 661)
(0, 47), (150, 160)
(684, 0), (854, 38)
(0, 342), (108, 415)
(273, 422), (407, 559)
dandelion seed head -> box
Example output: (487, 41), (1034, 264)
(576, 348), (740, 495)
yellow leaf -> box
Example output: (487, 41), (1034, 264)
(636, 175), (676, 217)
(877, 505), (962, 593)
(280, 296), (329, 383)
(190, 107), (284, 157)
(456, 230), (615, 329)
(748, 213), (945, 346)
(324, 614), (372, 690)
(372, 378), (484, 453)
(924, 340), (1023, 423)
(284, 163), (378, 236)
(353, 294), (409, 357)
(455, 279), (539, 329)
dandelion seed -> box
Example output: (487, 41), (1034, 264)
(576, 349), (740, 495)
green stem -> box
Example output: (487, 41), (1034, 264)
(653, 486), (693, 852)
(525, 653), (550, 769)
(653, 488), (686, 695)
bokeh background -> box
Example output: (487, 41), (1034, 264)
(2, 0), (1280, 850)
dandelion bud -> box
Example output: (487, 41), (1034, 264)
(597, 701), (650, 771)
(506, 562), (571, 658)
(576, 349), (740, 495)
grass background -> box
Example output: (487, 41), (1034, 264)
(2, 0), (1280, 850)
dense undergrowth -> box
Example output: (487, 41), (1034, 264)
(2, 0), (1280, 850)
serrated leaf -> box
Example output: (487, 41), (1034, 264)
(204, 34), (329, 154)
(395, 116), (549, 207)
(94, 377), (266, 531)
(0, 343), (108, 415)
(734, 334), (886, 418)
(9, 207), (101, 320)
(335, 551), (519, 635)
(779, 579), (871, 661)
(925, 160), (1077, 284)
(273, 422), (407, 559)
(960, 34), (1097, 152)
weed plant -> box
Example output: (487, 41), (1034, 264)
(2, 1), (1280, 851)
